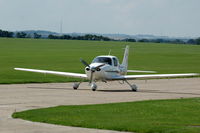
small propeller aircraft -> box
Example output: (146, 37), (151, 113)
(14, 46), (199, 91)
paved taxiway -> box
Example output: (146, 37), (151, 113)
(0, 78), (200, 133)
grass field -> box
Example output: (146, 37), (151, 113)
(0, 38), (200, 84)
(12, 98), (200, 133)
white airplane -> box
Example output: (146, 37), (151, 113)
(14, 46), (199, 91)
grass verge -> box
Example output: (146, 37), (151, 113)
(13, 98), (200, 133)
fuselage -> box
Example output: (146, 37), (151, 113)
(85, 55), (126, 81)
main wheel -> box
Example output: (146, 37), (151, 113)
(73, 86), (78, 90)
(73, 83), (79, 90)
(131, 84), (138, 92)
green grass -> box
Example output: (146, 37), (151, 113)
(12, 98), (200, 133)
(0, 38), (200, 84)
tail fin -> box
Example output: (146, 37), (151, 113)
(121, 45), (129, 72)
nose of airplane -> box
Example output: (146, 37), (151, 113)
(85, 63), (104, 72)
(85, 66), (101, 72)
(85, 63), (105, 83)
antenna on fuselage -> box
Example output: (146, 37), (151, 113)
(108, 49), (112, 55)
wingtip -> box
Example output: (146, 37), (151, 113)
(14, 68), (23, 70)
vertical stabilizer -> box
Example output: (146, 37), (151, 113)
(121, 45), (129, 72)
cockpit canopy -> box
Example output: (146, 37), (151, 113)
(92, 56), (119, 66)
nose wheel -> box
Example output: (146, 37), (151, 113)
(91, 83), (97, 91)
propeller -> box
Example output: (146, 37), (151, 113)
(80, 58), (105, 84)
(80, 58), (90, 67)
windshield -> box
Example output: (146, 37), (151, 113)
(92, 57), (112, 65)
(113, 58), (118, 66)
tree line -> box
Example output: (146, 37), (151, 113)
(123, 38), (200, 45)
(0, 29), (13, 38)
(0, 29), (200, 45)
(48, 34), (111, 41)
(0, 29), (42, 39)
(0, 29), (111, 41)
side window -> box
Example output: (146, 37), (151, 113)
(113, 58), (118, 66)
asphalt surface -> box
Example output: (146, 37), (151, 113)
(0, 78), (200, 133)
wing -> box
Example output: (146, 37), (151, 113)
(14, 68), (87, 79)
(110, 73), (199, 80)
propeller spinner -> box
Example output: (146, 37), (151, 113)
(80, 58), (105, 83)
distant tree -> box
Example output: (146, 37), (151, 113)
(0, 29), (14, 38)
(138, 39), (149, 42)
(75, 36), (82, 40)
(33, 33), (42, 39)
(102, 36), (111, 41)
(48, 34), (53, 39)
(16, 32), (20, 38)
(187, 39), (196, 44)
(48, 33), (111, 41)
(0, 29), (2, 37)
(48, 34), (59, 39)
(84, 34), (93, 40)
(26, 34), (32, 38)
(171, 39), (184, 44)
(155, 39), (164, 43)
(196, 37), (200, 45)
(16, 32), (27, 38)
(125, 38), (136, 42)
(61, 35), (72, 39)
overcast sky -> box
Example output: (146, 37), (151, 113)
(0, 0), (200, 37)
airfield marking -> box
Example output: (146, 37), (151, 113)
(0, 78), (200, 133)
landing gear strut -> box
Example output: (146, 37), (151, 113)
(125, 80), (138, 92)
